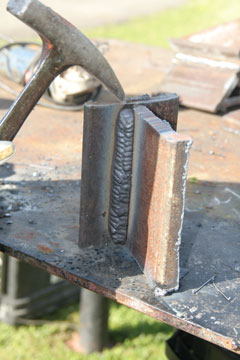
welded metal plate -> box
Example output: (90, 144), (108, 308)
(127, 105), (192, 293)
(79, 94), (178, 249)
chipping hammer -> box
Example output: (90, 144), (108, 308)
(0, 0), (125, 164)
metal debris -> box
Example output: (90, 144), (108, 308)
(193, 274), (216, 295)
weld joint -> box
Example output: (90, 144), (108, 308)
(109, 108), (134, 244)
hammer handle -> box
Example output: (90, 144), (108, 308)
(0, 48), (65, 140)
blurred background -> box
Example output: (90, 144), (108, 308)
(1, 0), (240, 46)
(0, 0), (185, 39)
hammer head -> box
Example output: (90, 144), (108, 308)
(7, 0), (125, 102)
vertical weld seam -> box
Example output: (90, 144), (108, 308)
(108, 107), (134, 244)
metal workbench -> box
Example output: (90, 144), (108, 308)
(0, 40), (239, 354)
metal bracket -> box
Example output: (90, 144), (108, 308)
(80, 93), (192, 294)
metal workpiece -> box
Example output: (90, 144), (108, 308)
(79, 93), (179, 249)
(0, 0), (125, 141)
(127, 105), (192, 294)
(79, 93), (190, 294)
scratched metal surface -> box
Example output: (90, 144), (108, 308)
(0, 43), (239, 353)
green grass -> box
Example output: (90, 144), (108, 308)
(86, 0), (240, 47)
(0, 302), (173, 360)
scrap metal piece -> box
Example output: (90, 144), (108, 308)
(0, 0), (125, 141)
(160, 54), (240, 113)
(127, 105), (192, 294)
(192, 274), (216, 295)
(212, 281), (232, 303)
(160, 21), (240, 113)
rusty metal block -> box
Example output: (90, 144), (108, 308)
(79, 93), (192, 294)
(160, 20), (240, 113)
(127, 106), (192, 294)
(160, 60), (240, 113)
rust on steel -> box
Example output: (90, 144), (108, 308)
(0, 0), (125, 141)
(127, 105), (192, 294)
(160, 21), (240, 113)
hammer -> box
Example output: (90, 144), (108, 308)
(0, 0), (125, 162)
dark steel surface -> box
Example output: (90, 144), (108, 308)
(166, 330), (240, 360)
(79, 289), (109, 353)
(0, 0), (125, 141)
(0, 41), (239, 353)
(1, 255), (79, 324)
(80, 93), (186, 293)
(0, 175), (239, 354)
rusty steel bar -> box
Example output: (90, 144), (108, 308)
(127, 105), (192, 294)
